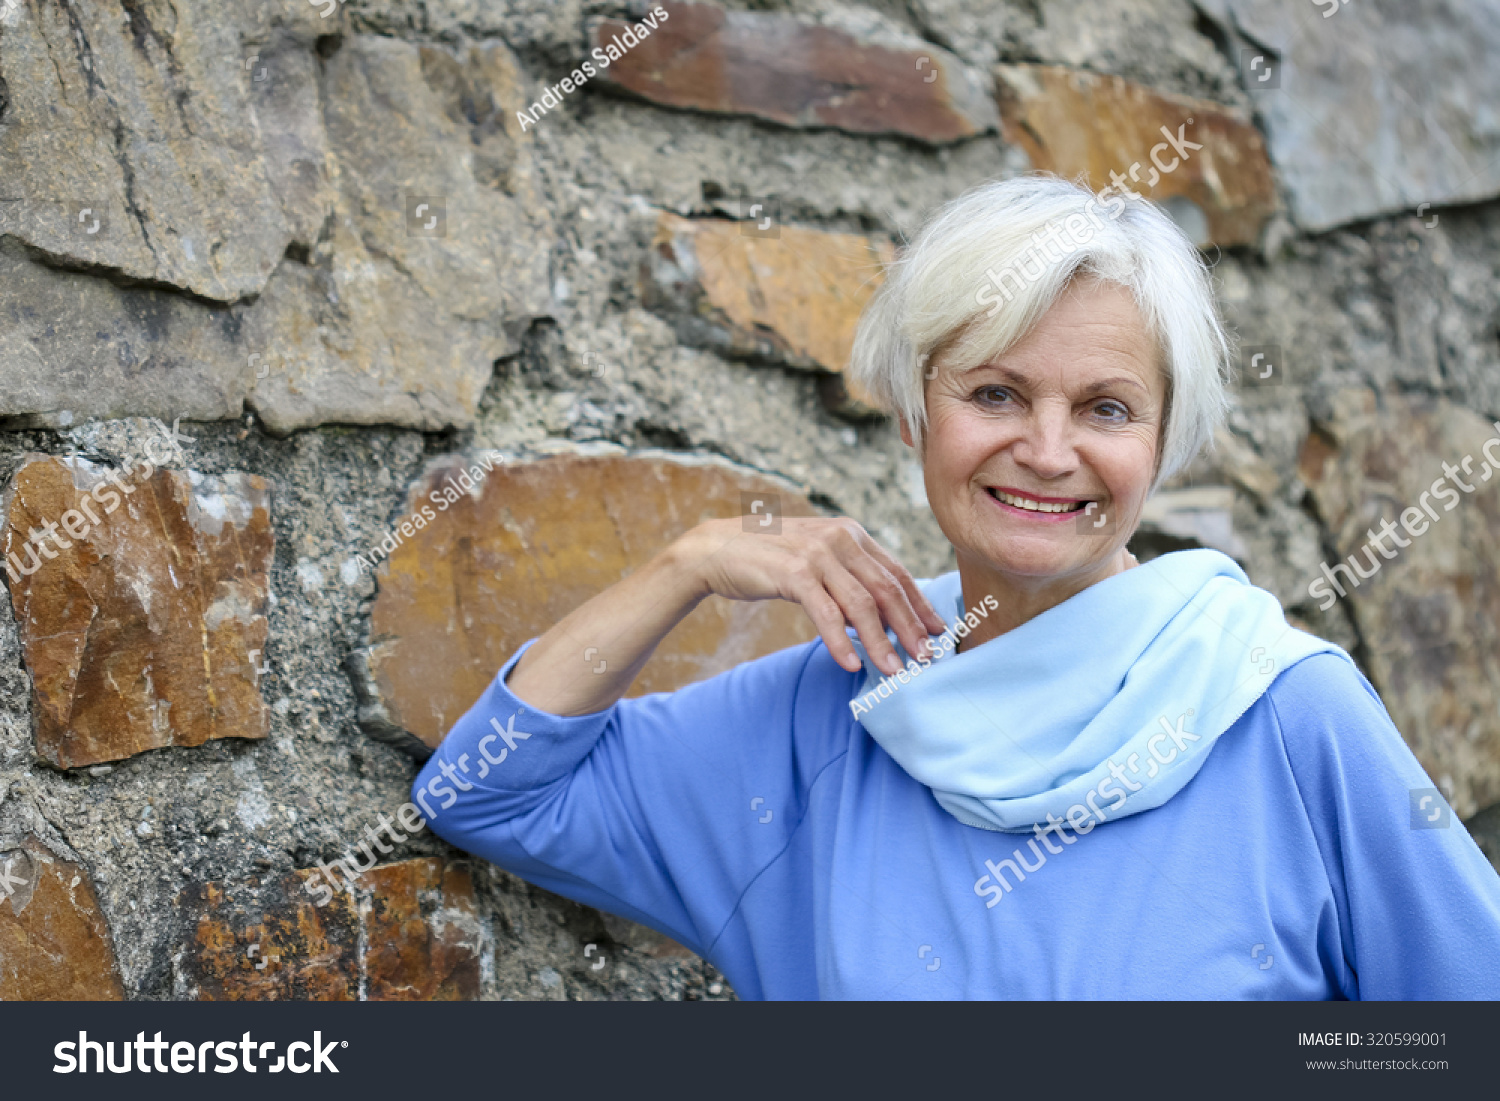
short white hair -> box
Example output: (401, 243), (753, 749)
(849, 173), (1232, 490)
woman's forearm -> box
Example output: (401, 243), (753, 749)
(503, 515), (945, 717)
(504, 534), (712, 716)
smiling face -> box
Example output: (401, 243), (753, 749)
(903, 277), (1166, 606)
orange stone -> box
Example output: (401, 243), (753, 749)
(644, 212), (889, 416)
(993, 64), (1276, 248)
(0, 836), (125, 1000)
(361, 860), (481, 1000)
(358, 450), (820, 751)
(180, 870), (361, 1001)
(178, 858), (479, 1001)
(2, 456), (273, 769)
(593, 2), (998, 145)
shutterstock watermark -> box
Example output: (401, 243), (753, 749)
(741, 491), (781, 533)
(54, 1031), (343, 1074)
(974, 121), (1204, 317)
(972, 709), (1202, 907)
(1313, 0), (1352, 18)
(1306, 420), (1500, 611)
(304, 709), (532, 906)
(0, 849), (31, 906)
(3, 419), (195, 586)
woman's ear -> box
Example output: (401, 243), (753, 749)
(898, 416), (915, 449)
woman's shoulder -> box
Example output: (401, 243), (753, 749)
(1264, 648), (1373, 716)
(1259, 648), (1424, 786)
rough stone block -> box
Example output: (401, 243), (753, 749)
(643, 212), (890, 416)
(351, 447), (821, 752)
(592, 1), (998, 144)
(1196, 0), (1500, 231)
(0, 24), (552, 436)
(178, 869), (360, 1001)
(1299, 392), (1500, 819)
(176, 858), (479, 1001)
(993, 63), (1275, 248)
(1135, 486), (1248, 559)
(0, 835), (125, 1000)
(0, 239), (249, 429)
(242, 36), (555, 436)
(2, 456), (273, 769)
(0, 0), (298, 302)
(361, 859), (482, 1001)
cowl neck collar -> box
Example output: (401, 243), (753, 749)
(849, 549), (1347, 833)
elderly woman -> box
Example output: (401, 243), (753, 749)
(415, 174), (1500, 999)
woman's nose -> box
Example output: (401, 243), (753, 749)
(1009, 410), (1078, 480)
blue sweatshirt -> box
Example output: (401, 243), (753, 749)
(414, 638), (1500, 999)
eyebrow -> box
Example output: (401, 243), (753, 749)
(958, 364), (1150, 397)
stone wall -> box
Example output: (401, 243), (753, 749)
(2, 0), (1498, 1000)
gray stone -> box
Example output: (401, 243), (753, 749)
(0, 239), (249, 428)
(1196, 0), (1500, 231)
(0, 0), (299, 302)
(1137, 487), (1250, 559)
(909, 0), (1248, 104)
(1299, 391), (1500, 821)
(1027, 0), (1250, 104)
(585, 98), (1024, 245)
(244, 40), (338, 252)
(241, 35), (555, 435)
(343, 0), (584, 48)
(0, 18), (555, 435)
(1467, 801), (1500, 877)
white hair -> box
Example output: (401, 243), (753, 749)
(849, 173), (1232, 490)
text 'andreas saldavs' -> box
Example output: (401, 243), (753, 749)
(848, 594), (1001, 719)
(353, 451), (503, 575)
(517, 5), (669, 132)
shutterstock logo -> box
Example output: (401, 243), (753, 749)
(54, 1031), (344, 1074)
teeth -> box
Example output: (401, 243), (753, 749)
(992, 489), (1081, 514)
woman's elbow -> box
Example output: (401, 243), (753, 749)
(410, 752), (476, 842)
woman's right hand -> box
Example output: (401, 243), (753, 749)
(672, 517), (949, 677)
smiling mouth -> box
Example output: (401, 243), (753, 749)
(986, 487), (1091, 514)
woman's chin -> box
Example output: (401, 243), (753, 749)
(977, 538), (1117, 582)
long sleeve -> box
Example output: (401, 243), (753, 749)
(411, 636), (842, 960)
(1270, 653), (1500, 999)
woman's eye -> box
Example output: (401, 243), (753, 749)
(1092, 400), (1128, 421)
(972, 386), (1013, 406)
